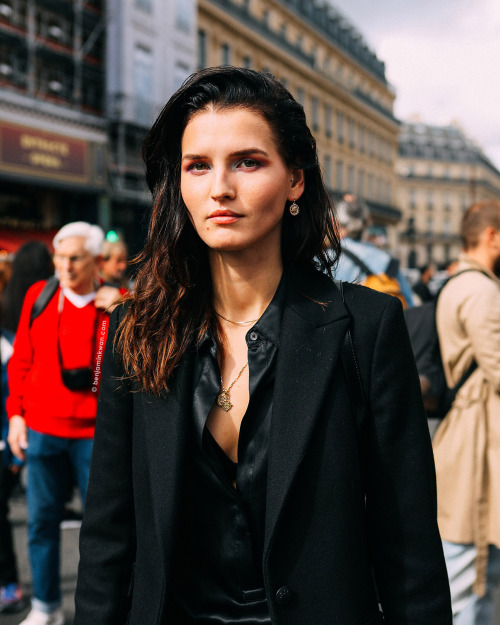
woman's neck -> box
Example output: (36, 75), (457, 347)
(210, 249), (283, 322)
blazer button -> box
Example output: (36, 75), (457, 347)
(275, 585), (292, 606)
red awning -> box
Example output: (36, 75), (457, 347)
(0, 229), (57, 255)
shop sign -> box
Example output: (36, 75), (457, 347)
(0, 122), (89, 184)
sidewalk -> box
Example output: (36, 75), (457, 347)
(3, 492), (80, 625)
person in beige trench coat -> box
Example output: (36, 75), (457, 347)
(433, 199), (500, 624)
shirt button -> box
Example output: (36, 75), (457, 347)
(275, 585), (292, 606)
(249, 331), (259, 341)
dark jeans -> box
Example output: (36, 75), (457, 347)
(0, 449), (20, 586)
(26, 429), (93, 610)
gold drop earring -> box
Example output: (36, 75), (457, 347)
(289, 178), (300, 216)
(289, 198), (300, 216)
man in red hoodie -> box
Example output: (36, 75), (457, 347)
(7, 222), (121, 625)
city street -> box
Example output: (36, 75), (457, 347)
(4, 489), (500, 624)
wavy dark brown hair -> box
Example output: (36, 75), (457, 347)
(117, 66), (341, 394)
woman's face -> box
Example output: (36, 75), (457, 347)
(180, 107), (304, 254)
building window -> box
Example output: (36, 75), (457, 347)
(409, 188), (416, 210)
(221, 43), (231, 65)
(443, 192), (451, 211)
(427, 191), (433, 210)
(323, 154), (331, 188)
(359, 125), (365, 153)
(297, 87), (305, 106)
(135, 0), (152, 12)
(337, 112), (344, 144)
(368, 174), (374, 199)
(443, 218), (451, 235)
(426, 216), (433, 235)
(368, 131), (374, 156)
(198, 30), (207, 69)
(174, 61), (189, 90)
(348, 119), (355, 149)
(358, 169), (364, 196)
(324, 104), (332, 138)
(133, 45), (153, 126)
(242, 55), (252, 69)
(311, 95), (319, 131)
(336, 161), (343, 190)
(348, 165), (355, 193)
(176, 0), (192, 32)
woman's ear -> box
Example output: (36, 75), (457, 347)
(288, 169), (305, 201)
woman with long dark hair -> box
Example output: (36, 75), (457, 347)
(74, 67), (451, 625)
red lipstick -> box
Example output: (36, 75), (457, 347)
(208, 209), (242, 224)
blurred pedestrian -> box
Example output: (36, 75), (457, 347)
(6, 222), (115, 625)
(433, 200), (500, 624)
(0, 325), (26, 614)
(99, 239), (128, 288)
(331, 193), (414, 306)
(2, 241), (54, 334)
(74, 67), (451, 625)
(413, 262), (436, 303)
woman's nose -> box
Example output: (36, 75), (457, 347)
(210, 169), (235, 202)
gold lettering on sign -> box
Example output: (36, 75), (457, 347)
(28, 152), (62, 169)
(20, 134), (70, 157)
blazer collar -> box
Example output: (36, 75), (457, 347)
(264, 265), (350, 559)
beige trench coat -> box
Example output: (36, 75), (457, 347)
(433, 255), (500, 595)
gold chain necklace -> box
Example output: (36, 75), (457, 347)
(217, 361), (249, 412)
(215, 311), (259, 326)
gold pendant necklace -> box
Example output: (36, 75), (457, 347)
(217, 361), (248, 412)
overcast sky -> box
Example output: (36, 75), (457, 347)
(330, 0), (500, 169)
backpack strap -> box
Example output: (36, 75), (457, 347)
(341, 247), (372, 278)
(29, 276), (59, 328)
(435, 267), (491, 402)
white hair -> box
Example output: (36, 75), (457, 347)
(53, 222), (105, 257)
(335, 195), (370, 238)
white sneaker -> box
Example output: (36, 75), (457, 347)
(18, 607), (65, 625)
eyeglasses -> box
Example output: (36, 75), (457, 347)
(53, 253), (90, 265)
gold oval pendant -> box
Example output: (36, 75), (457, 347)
(217, 391), (233, 412)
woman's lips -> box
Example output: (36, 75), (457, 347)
(208, 210), (242, 225)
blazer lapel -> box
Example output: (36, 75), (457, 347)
(264, 268), (350, 559)
(141, 351), (195, 567)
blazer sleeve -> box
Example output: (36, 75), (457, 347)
(364, 296), (452, 624)
(74, 305), (136, 625)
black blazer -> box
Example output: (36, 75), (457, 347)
(74, 266), (452, 625)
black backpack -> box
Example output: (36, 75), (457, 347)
(404, 269), (486, 420)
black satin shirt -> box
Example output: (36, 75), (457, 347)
(168, 277), (285, 624)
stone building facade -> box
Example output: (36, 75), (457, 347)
(396, 121), (500, 268)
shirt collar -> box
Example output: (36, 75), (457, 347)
(249, 270), (285, 348)
(62, 287), (96, 308)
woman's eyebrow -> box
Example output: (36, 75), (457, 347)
(182, 148), (269, 162)
(229, 148), (269, 158)
(182, 153), (207, 162)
